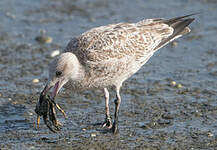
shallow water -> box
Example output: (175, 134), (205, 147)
(0, 0), (217, 149)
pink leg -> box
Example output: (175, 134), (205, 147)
(102, 88), (112, 128)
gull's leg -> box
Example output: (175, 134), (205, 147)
(102, 88), (112, 128)
(112, 86), (121, 133)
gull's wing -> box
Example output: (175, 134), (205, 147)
(64, 15), (194, 65)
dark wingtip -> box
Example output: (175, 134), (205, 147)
(178, 12), (201, 18)
(164, 13), (199, 25)
(154, 14), (196, 50)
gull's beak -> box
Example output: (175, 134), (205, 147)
(51, 81), (60, 98)
(41, 81), (60, 99)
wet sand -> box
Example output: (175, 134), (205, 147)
(0, 0), (217, 149)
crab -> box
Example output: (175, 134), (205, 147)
(35, 93), (66, 133)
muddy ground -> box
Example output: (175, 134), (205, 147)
(0, 0), (217, 149)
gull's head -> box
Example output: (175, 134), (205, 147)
(41, 52), (80, 98)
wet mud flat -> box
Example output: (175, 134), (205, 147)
(0, 80), (217, 150)
(0, 0), (217, 149)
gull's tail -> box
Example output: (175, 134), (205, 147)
(155, 13), (196, 50)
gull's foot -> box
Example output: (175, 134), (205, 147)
(102, 117), (112, 128)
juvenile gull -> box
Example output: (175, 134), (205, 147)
(39, 14), (195, 133)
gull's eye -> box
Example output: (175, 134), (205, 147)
(56, 71), (62, 77)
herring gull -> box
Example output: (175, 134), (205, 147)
(38, 14), (195, 133)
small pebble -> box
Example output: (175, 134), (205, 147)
(50, 50), (60, 57)
(208, 132), (213, 137)
(90, 133), (96, 137)
(0, 93), (1, 97)
(170, 81), (176, 86)
(171, 41), (178, 47)
(6, 12), (16, 19)
(32, 79), (39, 83)
(30, 146), (35, 149)
(82, 128), (86, 131)
(39, 29), (46, 35)
(176, 83), (183, 88)
(35, 35), (52, 44)
(8, 98), (12, 101)
(12, 101), (17, 104)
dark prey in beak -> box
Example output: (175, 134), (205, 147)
(35, 92), (66, 133)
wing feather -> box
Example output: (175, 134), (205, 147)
(65, 14), (195, 67)
(64, 19), (174, 65)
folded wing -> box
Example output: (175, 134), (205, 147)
(64, 15), (194, 65)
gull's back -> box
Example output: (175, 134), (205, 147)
(64, 15), (194, 89)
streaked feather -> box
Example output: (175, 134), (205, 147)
(63, 15), (194, 88)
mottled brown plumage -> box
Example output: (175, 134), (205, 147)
(39, 14), (195, 133)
